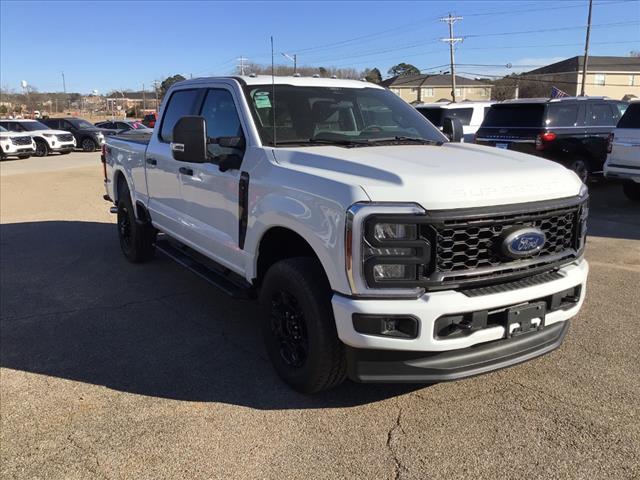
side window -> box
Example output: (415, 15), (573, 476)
(63, 121), (75, 130)
(159, 89), (200, 142)
(546, 104), (579, 127)
(443, 108), (473, 126)
(200, 89), (243, 157)
(587, 103), (616, 126)
(116, 122), (130, 130)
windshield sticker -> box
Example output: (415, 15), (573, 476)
(254, 92), (272, 109)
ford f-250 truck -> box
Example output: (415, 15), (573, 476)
(102, 76), (589, 393)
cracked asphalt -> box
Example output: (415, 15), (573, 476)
(1, 153), (639, 479)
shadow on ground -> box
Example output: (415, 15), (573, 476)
(0, 220), (419, 410)
(587, 182), (640, 240)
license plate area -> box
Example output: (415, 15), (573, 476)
(496, 142), (509, 149)
(506, 301), (546, 337)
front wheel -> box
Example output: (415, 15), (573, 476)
(259, 257), (346, 393)
(622, 181), (640, 202)
(34, 139), (49, 157)
(81, 138), (97, 152)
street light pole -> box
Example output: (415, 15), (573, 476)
(580, 0), (593, 97)
(281, 52), (297, 75)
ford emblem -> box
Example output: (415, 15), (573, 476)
(501, 227), (546, 259)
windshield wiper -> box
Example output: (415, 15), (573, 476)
(363, 136), (442, 146)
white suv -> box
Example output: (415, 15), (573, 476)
(415, 101), (494, 142)
(605, 101), (640, 201)
(0, 119), (76, 157)
(0, 125), (36, 160)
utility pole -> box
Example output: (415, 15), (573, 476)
(440, 14), (463, 102)
(61, 71), (69, 110)
(142, 83), (146, 111)
(281, 53), (297, 74)
(580, 0), (593, 97)
(237, 56), (249, 75)
(152, 80), (160, 111)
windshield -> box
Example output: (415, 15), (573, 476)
(482, 104), (545, 128)
(244, 85), (447, 146)
(20, 121), (50, 131)
(74, 119), (97, 129)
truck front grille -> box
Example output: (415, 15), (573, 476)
(419, 197), (587, 289)
(11, 136), (32, 146)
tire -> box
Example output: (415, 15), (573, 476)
(18, 155), (31, 159)
(116, 181), (156, 262)
(259, 257), (346, 393)
(34, 139), (49, 157)
(622, 182), (640, 202)
(81, 137), (97, 152)
(567, 159), (590, 184)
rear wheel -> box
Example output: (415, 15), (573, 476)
(117, 181), (156, 262)
(259, 257), (346, 393)
(81, 138), (97, 152)
(568, 159), (590, 184)
(34, 139), (49, 157)
(622, 181), (640, 202)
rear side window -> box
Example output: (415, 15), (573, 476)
(417, 107), (443, 126)
(160, 89), (200, 142)
(482, 104), (544, 128)
(617, 103), (640, 129)
(443, 108), (473, 126)
(545, 104), (579, 127)
(587, 103), (616, 126)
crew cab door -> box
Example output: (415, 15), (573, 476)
(145, 88), (203, 239)
(178, 87), (247, 271)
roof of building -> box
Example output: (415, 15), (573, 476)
(526, 56), (640, 75)
(380, 74), (492, 88)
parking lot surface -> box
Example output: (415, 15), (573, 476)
(1, 153), (639, 479)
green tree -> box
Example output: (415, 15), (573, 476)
(160, 74), (186, 99)
(388, 63), (420, 77)
(363, 67), (382, 84)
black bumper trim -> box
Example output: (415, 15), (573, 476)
(346, 320), (569, 383)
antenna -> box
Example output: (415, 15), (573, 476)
(271, 36), (276, 147)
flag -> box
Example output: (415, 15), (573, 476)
(551, 86), (569, 98)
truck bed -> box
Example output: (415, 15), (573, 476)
(110, 131), (152, 145)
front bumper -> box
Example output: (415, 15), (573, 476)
(332, 259), (588, 381)
(50, 142), (75, 152)
(0, 143), (36, 156)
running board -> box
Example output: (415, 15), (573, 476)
(155, 239), (252, 299)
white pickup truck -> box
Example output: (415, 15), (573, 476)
(103, 76), (589, 393)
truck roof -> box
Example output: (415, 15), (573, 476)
(178, 75), (385, 90)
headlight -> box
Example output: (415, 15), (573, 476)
(346, 203), (429, 298)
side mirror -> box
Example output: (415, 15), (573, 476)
(442, 117), (463, 143)
(171, 116), (207, 163)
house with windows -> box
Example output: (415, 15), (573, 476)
(522, 56), (640, 100)
(380, 74), (493, 103)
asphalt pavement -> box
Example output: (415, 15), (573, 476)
(1, 152), (639, 479)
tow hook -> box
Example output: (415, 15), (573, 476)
(109, 206), (118, 214)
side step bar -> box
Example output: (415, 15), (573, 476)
(155, 239), (253, 299)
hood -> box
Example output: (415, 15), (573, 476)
(272, 142), (583, 210)
(31, 129), (74, 135)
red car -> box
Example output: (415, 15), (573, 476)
(142, 112), (157, 128)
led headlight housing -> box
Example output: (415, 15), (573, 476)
(346, 203), (429, 298)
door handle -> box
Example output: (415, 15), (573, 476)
(179, 167), (194, 176)
(146, 157), (157, 165)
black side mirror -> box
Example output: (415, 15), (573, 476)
(171, 116), (207, 163)
(442, 117), (463, 143)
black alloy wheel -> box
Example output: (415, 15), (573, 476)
(269, 289), (309, 368)
(34, 139), (48, 157)
(82, 138), (97, 152)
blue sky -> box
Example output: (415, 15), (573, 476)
(1, 0), (638, 93)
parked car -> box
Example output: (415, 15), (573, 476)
(103, 75), (588, 393)
(604, 101), (640, 201)
(40, 117), (112, 152)
(475, 97), (628, 183)
(0, 119), (76, 156)
(0, 125), (36, 160)
(142, 113), (157, 128)
(95, 120), (152, 134)
(415, 101), (493, 142)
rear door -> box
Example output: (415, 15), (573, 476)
(610, 103), (640, 168)
(584, 102), (618, 170)
(145, 88), (203, 239)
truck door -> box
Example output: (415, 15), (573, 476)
(145, 88), (202, 239)
(178, 87), (247, 272)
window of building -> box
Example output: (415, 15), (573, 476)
(410, 88), (418, 93)
(455, 88), (461, 97)
(594, 73), (606, 86)
(421, 88), (434, 97)
(391, 89), (401, 96)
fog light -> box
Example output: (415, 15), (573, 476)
(372, 263), (416, 280)
(352, 314), (419, 339)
